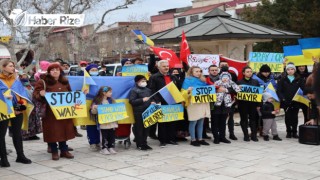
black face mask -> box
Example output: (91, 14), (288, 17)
(220, 66), (229, 72)
(173, 74), (180, 78)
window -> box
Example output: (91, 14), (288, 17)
(190, 15), (199, 23)
(178, 17), (186, 26)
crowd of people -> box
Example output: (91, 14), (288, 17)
(0, 54), (319, 167)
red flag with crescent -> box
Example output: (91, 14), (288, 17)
(180, 31), (190, 65)
(151, 47), (182, 68)
(219, 56), (248, 80)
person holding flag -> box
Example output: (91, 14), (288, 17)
(0, 60), (32, 167)
(277, 62), (305, 138)
(149, 60), (181, 147)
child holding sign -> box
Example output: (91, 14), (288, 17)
(91, 86), (118, 155)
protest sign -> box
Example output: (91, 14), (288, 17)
(122, 64), (149, 79)
(158, 104), (184, 123)
(236, 85), (263, 102)
(191, 85), (216, 103)
(0, 93), (15, 121)
(72, 100), (96, 126)
(187, 54), (220, 75)
(45, 91), (87, 120)
(142, 104), (164, 128)
(97, 102), (128, 124)
(249, 52), (284, 72)
(283, 45), (314, 66)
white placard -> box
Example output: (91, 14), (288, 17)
(187, 54), (220, 75)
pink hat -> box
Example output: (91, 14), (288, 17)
(39, 61), (50, 73)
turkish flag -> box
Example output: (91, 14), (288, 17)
(151, 47), (182, 68)
(219, 56), (248, 80)
(180, 31), (190, 65)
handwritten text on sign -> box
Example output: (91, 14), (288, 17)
(249, 52), (284, 63)
(122, 64), (149, 79)
(249, 62), (284, 72)
(158, 104), (184, 123)
(142, 104), (164, 128)
(191, 85), (216, 103)
(98, 103), (128, 124)
(187, 54), (220, 75)
(45, 91), (87, 120)
(236, 85), (263, 102)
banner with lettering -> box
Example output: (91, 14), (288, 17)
(249, 52), (284, 72)
(187, 54), (220, 75)
(236, 85), (263, 102)
(97, 102), (128, 124)
(158, 104), (184, 123)
(45, 91), (87, 120)
(191, 85), (216, 103)
(122, 64), (149, 80)
(142, 104), (164, 128)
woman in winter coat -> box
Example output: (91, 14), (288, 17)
(33, 63), (75, 160)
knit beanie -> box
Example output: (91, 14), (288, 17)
(39, 61), (50, 73)
(219, 72), (231, 80)
(259, 64), (271, 73)
(85, 64), (98, 72)
(286, 62), (296, 71)
(134, 75), (146, 82)
(263, 92), (273, 102)
(121, 58), (131, 66)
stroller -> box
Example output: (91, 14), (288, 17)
(115, 124), (132, 149)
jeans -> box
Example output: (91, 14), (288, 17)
(48, 141), (67, 153)
(86, 125), (100, 145)
(189, 118), (204, 140)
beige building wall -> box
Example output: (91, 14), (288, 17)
(152, 19), (175, 33)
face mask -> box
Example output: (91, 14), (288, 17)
(90, 72), (99, 76)
(81, 67), (86, 71)
(63, 70), (69, 74)
(20, 78), (29, 83)
(139, 82), (147, 87)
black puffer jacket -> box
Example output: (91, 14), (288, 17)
(129, 86), (153, 113)
(277, 75), (305, 109)
(261, 102), (275, 119)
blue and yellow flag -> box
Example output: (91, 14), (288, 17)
(265, 83), (279, 102)
(283, 45), (313, 66)
(0, 90), (15, 121)
(158, 82), (184, 105)
(82, 70), (96, 94)
(132, 30), (155, 47)
(292, 88), (310, 107)
(68, 76), (135, 124)
(298, 38), (320, 59)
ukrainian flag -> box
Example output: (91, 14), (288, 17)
(68, 76), (135, 124)
(158, 82), (184, 105)
(292, 88), (310, 107)
(265, 83), (279, 102)
(132, 30), (155, 47)
(283, 45), (314, 66)
(298, 37), (320, 59)
(0, 90), (15, 120)
(82, 70), (96, 94)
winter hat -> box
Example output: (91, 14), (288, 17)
(80, 61), (88, 66)
(286, 62), (296, 71)
(263, 92), (273, 102)
(85, 64), (98, 72)
(219, 72), (231, 80)
(134, 75), (146, 82)
(121, 58), (131, 66)
(39, 61), (51, 73)
(259, 64), (271, 73)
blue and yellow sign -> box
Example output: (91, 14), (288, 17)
(122, 65), (149, 79)
(236, 85), (263, 102)
(191, 85), (216, 103)
(158, 104), (184, 123)
(97, 102), (128, 124)
(142, 104), (164, 128)
(249, 52), (284, 72)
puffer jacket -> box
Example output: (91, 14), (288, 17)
(129, 85), (153, 113)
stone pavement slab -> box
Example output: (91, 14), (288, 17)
(1, 112), (319, 180)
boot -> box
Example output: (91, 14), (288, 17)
(229, 133), (238, 140)
(0, 155), (10, 167)
(286, 133), (292, 138)
(263, 135), (269, 141)
(60, 151), (74, 159)
(16, 154), (32, 164)
(52, 152), (59, 161)
(243, 135), (250, 142)
(292, 133), (299, 139)
(273, 135), (282, 141)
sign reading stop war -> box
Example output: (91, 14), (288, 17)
(191, 85), (216, 103)
(158, 104), (184, 123)
(236, 85), (263, 102)
(142, 104), (164, 128)
(187, 54), (220, 75)
(249, 52), (284, 72)
(45, 91), (87, 120)
(97, 103), (128, 124)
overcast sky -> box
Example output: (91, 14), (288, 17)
(85, 0), (192, 25)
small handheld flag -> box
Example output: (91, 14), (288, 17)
(82, 70), (96, 94)
(265, 83), (279, 102)
(157, 82), (184, 105)
(292, 88), (310, 107)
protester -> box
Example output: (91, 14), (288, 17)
(277, 62), (305, 138)
(212, 72), (241, 144)
(149, 60), (180, 147)
(304, 87), (319, 125)
(85, 64), (101, 152)
(296, 65), (311, 122)
(129, 75), (154, 150)
(91, 86), (118, 155)
(34, 61), (50, 81)
(33, 63), (75, 160)
(77, 61), (88, 76)
(99, 65), (107, 76)
(0, 60), (32, 167)
(261, 92), (282, 141)
(237, 66), (260, 141)
(181, 66), (210, 146)
(252, 64), (277, 89)
(132, 57), (144, 65)
(61, 62), (70, 75)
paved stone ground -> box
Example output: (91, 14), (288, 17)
(1, 112), (320, 180)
